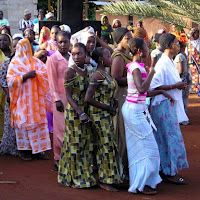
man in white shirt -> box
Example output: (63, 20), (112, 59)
(19, 9), (34, 33)
(0, 10), (9, 28)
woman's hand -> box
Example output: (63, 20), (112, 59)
(175, 82), (187, 90)
(6, 96), (10, 104)
(56, 100), (64, 112)
(162, 90), (174, 105)
(108, 106), (117, 116)
(113, 98), (118, 109)
(79, 112), (91, 123)
(23, 70), (36, 82)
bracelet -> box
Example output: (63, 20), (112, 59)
(80, 112), (86, 117)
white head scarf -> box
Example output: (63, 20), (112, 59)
(81, 32), (95, 46)
(70, 26), (95, 45)
(59, 24), (71, 33)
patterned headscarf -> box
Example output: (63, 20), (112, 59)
(7, 38), (49, 128)
(101, 15), (108, 25)
(112, 19), (121, 28)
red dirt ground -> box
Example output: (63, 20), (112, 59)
(0, 94), (200, 200)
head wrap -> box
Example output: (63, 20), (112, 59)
(159, 33), (176, 50)
(45, 12), (53, 20)
(0, 25), (10, 33)
(112, 19), (121, 28)
(59, 24), (71, 33)
(13, 33), (23, 40)
(70, 26), (95, 45)
(39, 26), (50, 44)
(81, 32), (95, 46)
(136, 20), (143, 27)
(113, 27), (129, 44)
(7, 38), (49, 126)
(158, 29), (166, 34)
(101, 15), (108, 25)
(0, 33), (13, 55)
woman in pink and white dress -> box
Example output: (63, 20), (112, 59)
(122, 38), (173, 195)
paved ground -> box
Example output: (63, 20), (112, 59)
(0, 94), (200, 200)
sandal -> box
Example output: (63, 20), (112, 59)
(19, 153), (32, 161)
(138, 185), (157, 195)
(164, 175), (188, 185)
(33, 152), (49, 160)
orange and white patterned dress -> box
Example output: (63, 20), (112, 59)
(7, 38), (51, 154)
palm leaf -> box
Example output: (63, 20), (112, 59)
(100, 0), (199, 29)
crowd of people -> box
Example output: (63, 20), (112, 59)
(1, 8), (199, 195)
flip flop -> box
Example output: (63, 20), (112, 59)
(164, 175), (188, 185)
(37, 152), (49, 160)
(19, 154), (32, 161)
(137, 185), (157, 195)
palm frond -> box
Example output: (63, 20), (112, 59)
(100, 0), (191, 29)
(149, 0), (200, 24)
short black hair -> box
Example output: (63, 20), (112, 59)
(23, 28), (35, 36)
(159, 33), (176, 50)
(91, 47), (105, 63)
(39, 8), (45, 11)
(51, 25), (61, 31)
(179, 41), (184, 49)
(100, 35), (110, 42)
(152, 33), (162, 43)
(73, 42), (86, 53)
(126, 37), (145, 56)
(56, 30), (71, 41)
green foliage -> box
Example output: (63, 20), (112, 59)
(37, 0), (48, 12)
(100, 0), (200, 29)
(88, 5), (96, 21)
(37, 0), (57, 17)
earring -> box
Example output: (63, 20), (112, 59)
(140, 52), (143, 57)
(129, 52), (133, 57)
(101, 60), (104, 65)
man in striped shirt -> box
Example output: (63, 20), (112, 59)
(19, 9), (34, 33)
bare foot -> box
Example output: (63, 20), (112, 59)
(71, 184), (76, 189)
(100, 183), (118, 192)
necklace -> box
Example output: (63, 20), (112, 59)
(74, 63), (86, 72)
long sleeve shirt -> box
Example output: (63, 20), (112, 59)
(46, 50), (69, 102)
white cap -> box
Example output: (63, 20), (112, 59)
(45, 12), (53, 19)
(24, 9), (31, 16)
(60, 24), (71, 33)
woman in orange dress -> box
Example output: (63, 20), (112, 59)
(7, 38), (51, 160)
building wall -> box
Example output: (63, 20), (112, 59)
(0, 0), (38, 35)
(96, 11), (191, 39)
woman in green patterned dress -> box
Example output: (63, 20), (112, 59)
(85, 47), (122, 192)
(58, 43), (97, 188)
